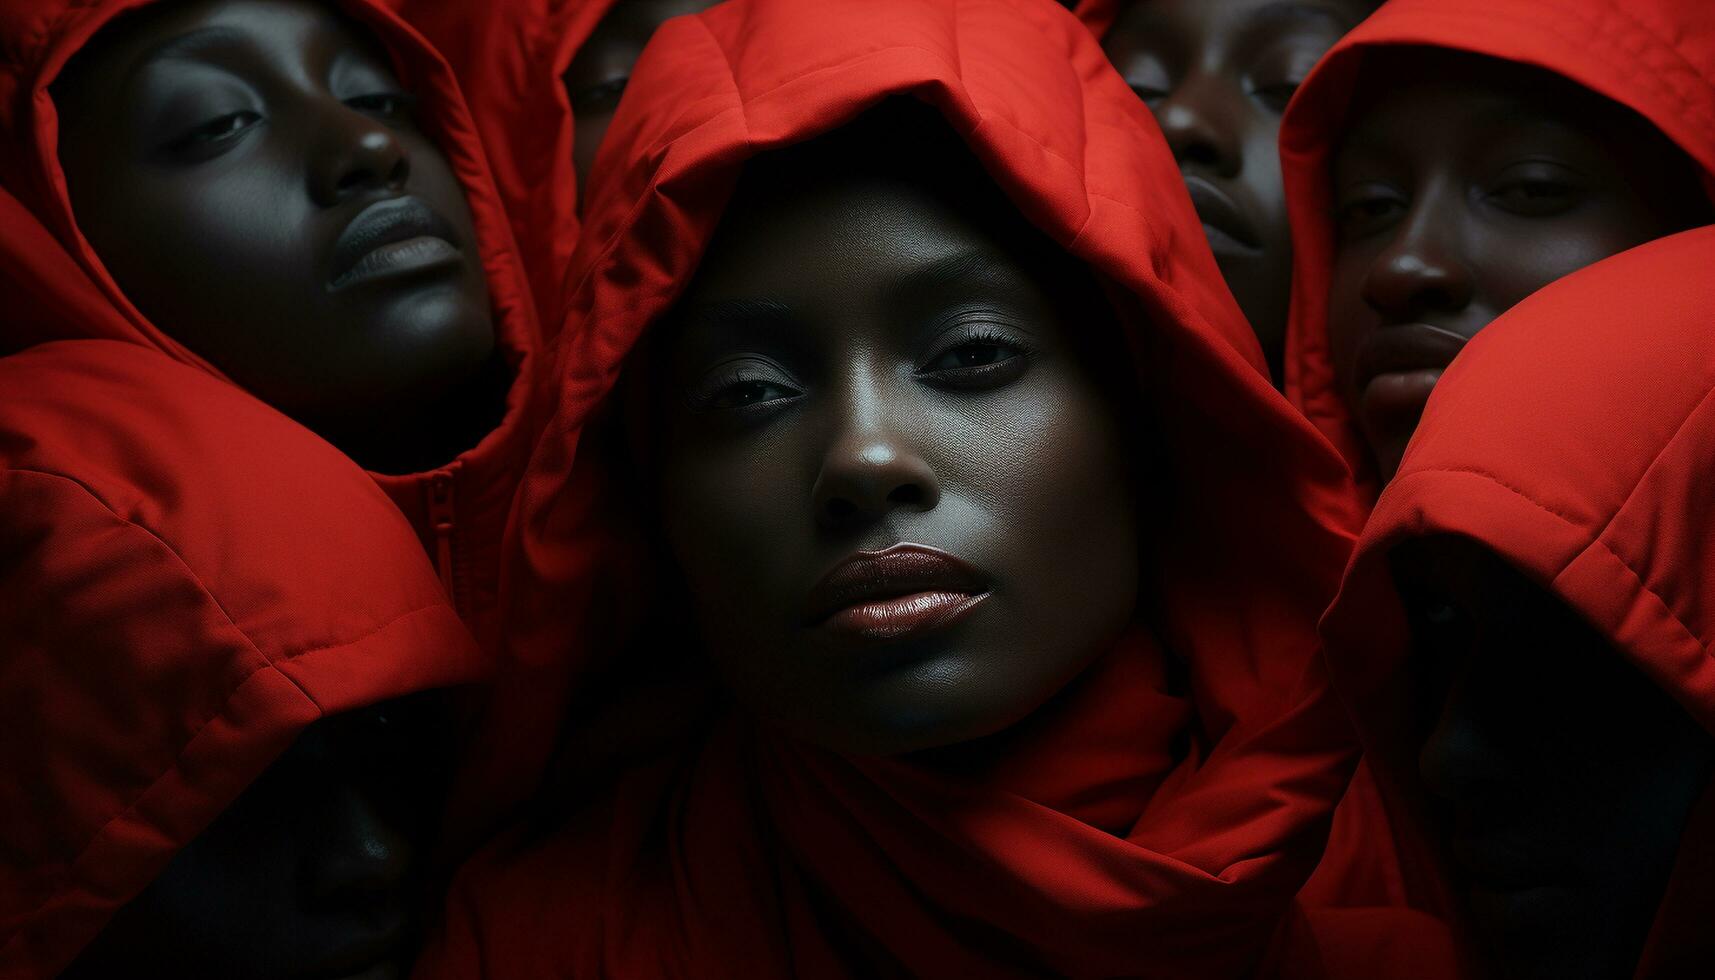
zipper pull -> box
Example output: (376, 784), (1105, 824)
(427, 474), (457, 599)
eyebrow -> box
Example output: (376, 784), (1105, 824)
(890, 247), (1022, 303)
(123, 24), (251, 86)
(1241, 1), (1357, 33)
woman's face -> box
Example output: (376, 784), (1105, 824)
(1104, 0), (1370, 381)
(62, 695), (454, 980)
(53, 0), (495, 468)
(650, 159), (1142, 757)
(1328, 51), (1710, 481)
(563, 0), (721, 194)
(1393, 537), (1715, 980)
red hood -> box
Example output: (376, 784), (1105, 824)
(1072, 0), (1116, 35)
(0, 0), (543, 645)
(422, 0), (1364, 976)
(1278, 0), (1715, 493)
(0, 341), (488, 979)
(1321, 225), (1715, 978)
(386, 0), (616, 329)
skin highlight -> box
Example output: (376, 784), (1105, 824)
(61, 694), (454, 980)
(1393, 536), (1715, 980)
(53, 0), (504, 474)
(646, 113), (1144, 757)
(1328, 50), (1713, 482)
(1104, 0), (1373, 381)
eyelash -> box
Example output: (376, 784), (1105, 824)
(345, 91), (419, 121)
(916, 325), (1035, 388)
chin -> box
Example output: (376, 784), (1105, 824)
(800, 658), (1052, 758)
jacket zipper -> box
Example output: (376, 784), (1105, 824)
(427, 473), (458, 603)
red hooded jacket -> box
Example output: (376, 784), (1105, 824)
(1278, 0), (1715, 493)
(385, 0), (616, 328)
(0, 0), (543, 650)
(1316, 225), (1715, 978)
(419, 0), (1362, 976)
(0, 341), (489, 979)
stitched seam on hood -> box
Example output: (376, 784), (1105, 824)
(1385, 2), (1715, 146)
(3, 600), (464, 965)
(1396, 463), (1709, 662)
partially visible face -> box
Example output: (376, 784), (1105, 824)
(1329, 51), (1712, 482)
(62, 693), (455, 980)
(1104, 0), (1369, 380)
(54, 0), (496, 471)
(563, 0), (721, 195)
(649, 148), (1142, 757)
(1392, 537), (1715, 980)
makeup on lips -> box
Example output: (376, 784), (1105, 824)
(329, 196), (463, 290)
(1182, 175), (1262, 256)
(1354, 321), (1470, 430)
(805, 544), (990, 643)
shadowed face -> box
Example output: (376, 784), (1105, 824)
(1104, 0), (1370, 380)
(648, 128), (1143, 756)
(62, 694), (454, 980)
(1393, 536), (1715, 980)
(1328, 51), (1711, 481)
(563, 0), (721, 195)
(54, 0), (500, 472)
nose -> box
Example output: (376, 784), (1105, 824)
(302, 787), (414, 908)
(309, 102), (411, 207)
(1361, 193), (1478, 322)
(810, 379), (941, 530)
(1154, 74), (1241, 178)
(1417, 666), (1506, 806)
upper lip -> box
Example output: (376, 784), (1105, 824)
(1353, 322), (1470, 391)
(804, 544), (988, 625)
(1182, 175), (1260, 251)
(329, 196), (459, 288)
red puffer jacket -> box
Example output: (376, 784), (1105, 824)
(0, 341), (488, 979)
(418, 0), (1363, 976)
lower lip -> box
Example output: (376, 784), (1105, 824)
(1361, 367), (1443, 425)
(821, 591), (987, 641)
(333, 235), (460, 289)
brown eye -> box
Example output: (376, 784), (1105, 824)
(1335, 183), (1408, 241)
(164, 110), (261, 157)
(920, 332), (1032, 389)
(710, 378), (798, 410)
(1485, 163), (1585, 217)
(1250, 80), (1302, 114)
(345, 92), (418, 121)
(571, 77), (628, 114)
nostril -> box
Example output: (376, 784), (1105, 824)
(1182, 141), (1221, 168)
(887, 484), (923, 506)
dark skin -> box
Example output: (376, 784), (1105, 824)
(61, 693), (454, 980)
(648, 127), (1142, 757)
(1393, 536), (1715, 980)
(1329, 50), (1714, 482)
(53, 0), (503, 474)
(1104, 0), (1372, 382)
(563, 0), (721, 195)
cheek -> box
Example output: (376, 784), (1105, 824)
(127, 170), (315, 306)
(1326, 248), (1380, 393)
(659, 430), (809, 621)
(965, 368), (1139, 628)
(1470, 215), (1662, 312)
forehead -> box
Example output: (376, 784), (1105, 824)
(1339, 51), (1610, 149)
(1116, 0), (1364, 37)
(686, 165), (1038, 307)
(62, 0), (369, 90)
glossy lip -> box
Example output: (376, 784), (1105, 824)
(1182, 175), (1261, 255)
(301, 907), (408, 980)
(329, 196), (462, 291)
(805, 543), (991, 642)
